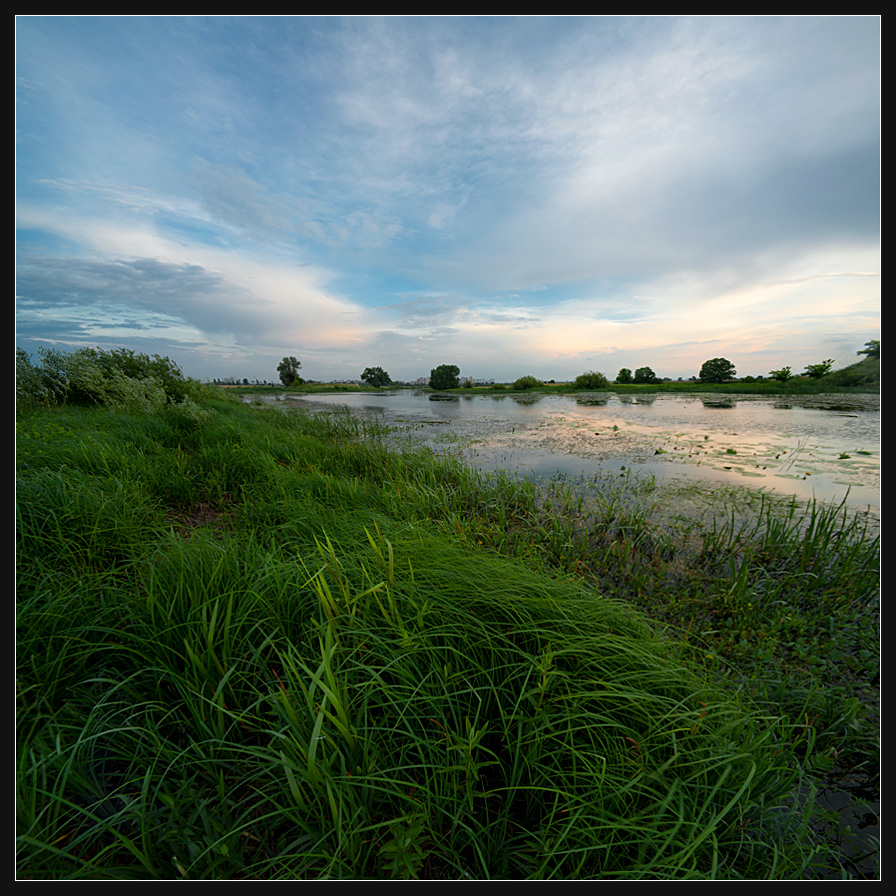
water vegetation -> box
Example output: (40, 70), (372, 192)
(16, 358), (878, 879)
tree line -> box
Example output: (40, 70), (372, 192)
(275, 340), (879, 391)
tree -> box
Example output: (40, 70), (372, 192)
(616, 368), (633, 384)
(429, 364), (460, 390)
(361, 366), (392, 388)
(699, 358), (736, 383)
(573, 371), (609, 390)
(803, 359), (834, 379)
(768, 366), (793, 382)
(634, 366), (659, 384)
(512, 375), (542, 391)
(857, 340), (880, 359)
(277, 357), (302, 386)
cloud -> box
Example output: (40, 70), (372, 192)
(16, 17), (879, 382)
(189, 160), (294, 238)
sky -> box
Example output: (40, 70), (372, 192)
(16, 16), (880, 384)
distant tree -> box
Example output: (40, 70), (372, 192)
(616, 368), (633, 384)
(768, 366), (793, 382)
(429, 364), (460, 390)
(512, 375), (542, 390)
(857, 340), (880, 359)
(803, 359), (835, 379)
(699, 358), (736, 383)
(633, 366), (659, 384)
(361, 366), (392, 387)
(573, 371), (609, 390)
(277, 356), (302, 386)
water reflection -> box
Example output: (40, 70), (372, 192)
(273, 390), (879, 518)
(575, 394), (610, 406)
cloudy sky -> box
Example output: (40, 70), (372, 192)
(16, 16), (880, 383)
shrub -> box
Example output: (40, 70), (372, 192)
(512, 375), (543, 391)
(573, 371), (609, 390)
(16, 348), (64, 408)
(16, 346), (201, 412)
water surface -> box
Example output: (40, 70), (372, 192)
(271, 390), (880, 519)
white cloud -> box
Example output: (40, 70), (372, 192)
(16, 17), (880, 382)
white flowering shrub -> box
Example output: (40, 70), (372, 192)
(16, 348), (71, 408)
(16, 346), (205, 418)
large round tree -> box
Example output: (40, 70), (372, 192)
(361, 366), (392, 387)
(429, 364), (460, 390)
(634, 366), (659, 384)
(699, 358), (736, 383)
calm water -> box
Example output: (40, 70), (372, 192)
(272, 390), (880, 519)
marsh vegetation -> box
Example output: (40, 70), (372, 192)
(17, 360), (878, 878)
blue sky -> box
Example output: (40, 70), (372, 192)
(16, 16), (880, 383)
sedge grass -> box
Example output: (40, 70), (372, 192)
(16, 395), (877, 878)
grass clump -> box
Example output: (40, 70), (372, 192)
(17, 389), (877, 878)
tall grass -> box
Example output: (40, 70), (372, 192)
(17, 396), (877, 878)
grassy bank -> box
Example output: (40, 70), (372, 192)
(16, 393), (879, 878)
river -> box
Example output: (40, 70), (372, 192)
(265, 390), (880, 521)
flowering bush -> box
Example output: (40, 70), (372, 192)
(16, 346), (204, 414)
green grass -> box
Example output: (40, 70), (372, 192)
(16, 396), (878, 878)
